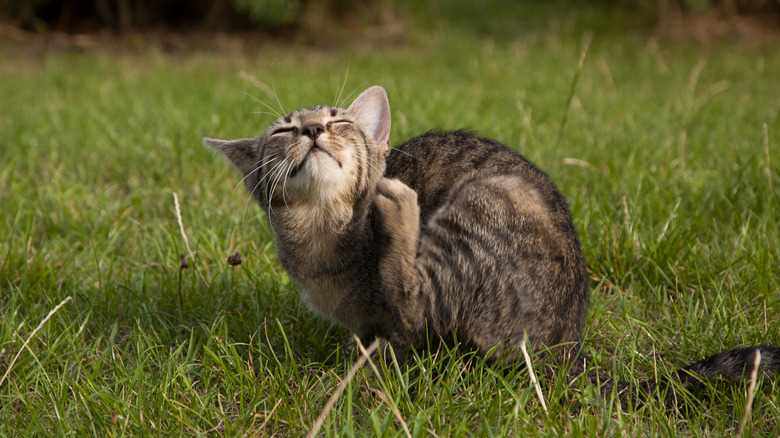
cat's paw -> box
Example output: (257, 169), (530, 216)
(374, 178), (419, 228)
(374, 178), (421, 303)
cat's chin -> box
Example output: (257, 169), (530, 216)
(289, 146), (340, 179)
(292, 153), (340, 180)
(286, 154), (349, 201)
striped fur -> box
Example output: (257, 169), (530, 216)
(206, 86), (780, 403)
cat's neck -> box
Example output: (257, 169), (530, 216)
(269, 201), (371, 278)
(269, 201), (384, 334)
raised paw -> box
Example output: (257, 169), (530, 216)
(373, 178), (422, 315)
(374, 178), (420, 229)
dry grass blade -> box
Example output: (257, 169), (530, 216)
(307, 339), (379, 438)
(520, 331), (548, 414)
(371, 388), (412, 438)
(173, 191), (207, 286)
(174, 192), (193, 259)
(257, 398), (283, 435)
(355, 341), (412, 438)
(0, 296), (72, 388)
(736, 349), (762, 438)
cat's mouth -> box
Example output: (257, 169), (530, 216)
(289, 145), (341, 178)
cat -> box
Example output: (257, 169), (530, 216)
(204, 85), (779, 402)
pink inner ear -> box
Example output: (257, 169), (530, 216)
(348, 86), (391, 152)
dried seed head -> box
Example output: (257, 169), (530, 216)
(179, 254), (189, 269)
(227, 251), (243, 267)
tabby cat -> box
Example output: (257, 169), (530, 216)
(205, 86), (779, 400)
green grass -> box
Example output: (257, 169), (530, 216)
(1, 1), (779, 435)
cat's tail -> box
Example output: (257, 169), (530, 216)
(678, 346), (780, 382)
(592, 346), (780, 407)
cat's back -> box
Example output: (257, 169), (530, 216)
(385, 131), (571, 226)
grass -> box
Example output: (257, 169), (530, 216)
(1, 1), (779, 435)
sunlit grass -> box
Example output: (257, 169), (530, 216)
(1, 1), (779, 435)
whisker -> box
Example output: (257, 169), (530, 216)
(240, 90), (283, 119)
(340, 79), (373, 108)
(347, 142), (389, 180)
(278, 159), (293, 191)
(365, 160), (386, 179)
(234, 153), (279, 193)
(267, 156), (291, 216)
(234, 154), (279, 194)
(242, 156), (288, 229)
(280, 159), (296, 209)
(264, 165), (280, 217)
(270, 75), (287, 117)
(358, 152), (386, 180)
(265, 158), (289, 194)
(259, 156), (290, 187)
(238, 71), (277, 99)
(350, 142), (423, 162)
(335, 60), (351, 108)
(241, 167), (270, 238)
(387, 147), (423, 162)
(250, 111), (284, 118)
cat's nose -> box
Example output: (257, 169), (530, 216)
(302, 123), (324, 140)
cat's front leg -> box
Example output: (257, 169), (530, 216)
(374, 178), (420, 291)
(373, 178), (425, 346)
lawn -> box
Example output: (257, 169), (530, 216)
(1, 1), (779, 436)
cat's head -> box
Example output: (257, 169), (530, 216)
(205, 86), (391, 211)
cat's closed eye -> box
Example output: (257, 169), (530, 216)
(272, 126), (298, 136)
(326, 120), (352, 130)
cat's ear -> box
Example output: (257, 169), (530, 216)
(348, 86), (391, 156)
(203, 137), (257, 178)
